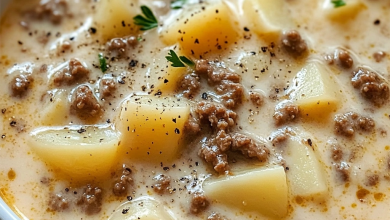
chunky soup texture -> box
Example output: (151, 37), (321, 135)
(1, 0), (390, 219)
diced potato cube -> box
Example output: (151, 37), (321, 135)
(160, 1), (239, 57)
(118, 95), (190, 162)
(28, 125), (120, 181)
(243, 0), (291, 42)
(94, 0), (139, 41)
(288, 63), (340, 119)
(324, 0), (366, 21)
(40, 90), (69, 126)
(108, 196), (175, 220)
(154, 65), (188, 95)
(204, 166), (288, 218)
(284, 138), (327, 197)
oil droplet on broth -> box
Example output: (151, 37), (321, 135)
(8, 169), (16, 181)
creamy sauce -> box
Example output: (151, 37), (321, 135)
(1, 0), (390, 219)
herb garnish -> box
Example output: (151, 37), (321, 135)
(331, 0), (346, 8)
(98, 53), (107, 73)
(133, 5), (158, 31)
(171, 0), (187, 9)
(166, 50), (194, 68)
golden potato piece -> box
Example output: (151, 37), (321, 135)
(324, 0), (366, 21)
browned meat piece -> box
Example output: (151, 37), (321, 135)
(250, 92), (264, 106)
(198, 141), (229, 174)
(273, 102), (299, 125)
(281, 30), (307, 57)
(207, 213), (228, 220)
(71, 85), (102, 118)
(153, 174), (171, 194)
(30, 0), (68, 24)
(106, 36), (138, 57)
(208, 69), (240, 84)
(195, 59), (212, 75)
(334, 112), (375, 137)
(48, 194), (69, 211)
(53, 59), (89, 86)
(373, 51), (386, 63)
(335, 162), (350, 182)
(196, 101), (237, 131)
(112, 164), (133, 196)
(216, 80), (243, 108)
(184, 113), (201, 134)
(190, 193), (209, 214)
(10, 74), (32, 97)
(215, 130), (232, 152)
(77, 185), (103, 215)
(231, 133), (269, 162)
(179, 74), (200, 99)
(100, 78), (116, 98)
(351, 67), (389, 106)
(338, 50), (354, 69)
(331, 144), (343, 162)
(366, 174), (379, 187)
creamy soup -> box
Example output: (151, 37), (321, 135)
(1, 0), (390, 219)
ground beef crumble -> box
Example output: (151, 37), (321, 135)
(106, 36), (137, 57)
(112, 164), (133, 196)
(281, 30), (307, 57)
(250, 91), (264, 106)
(28, 0), (68, 24)
(100, 78), (116, 99)
(334, 111), (375, 137)
(331, 143), (343, 162)
(196, 101), (237, 131)
(48, 193), (69, 211)
(77, 185), (103, 215)
(231, 133), (269, 162)
(153, 174), (171, 194)
(71, 85), (102, 118)
(190, 193), (209, 214)
(10, 74), (32, 97)
(273, 102), (299, 125)
(179, 74), (200, 99)
(335, 162), (350, 182)
(53, 58), (89, 86)
(351, 67), (389, 106)
(216, 80), (244, 108)
(337, 49), (354, 69)
(365, 174), (379, 187)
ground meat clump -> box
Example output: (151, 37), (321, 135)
(190, 193), (209, 214)
(77, 185), (103, 215)
(273, 102), (299, 125)
(231, 133), (269, 162)
(184, 113), (201, 134)
(216, 80), (244, 108)
(48, 194), (69, 211)
(207, 213), (228, 220)
(153, 174), (171, 194)
(112, 165), (133, 196)
(337, 49), (354, 69)
(373, 51), (386, 63)
(195, 59), (212, 76)
(334, 112), (375, 137)
(199, 139), (229, 174)
(250, 91), (264, 106)
(281, 30), (307, 57)
(100, 78), (116, 99)
(196, 101), (237, 131)
(29, 0), (68, 24)
(10, 74), (32, 97)
(53, 59), (89, 86)
(71, 85), (102, 118)
(335, 162), (350, 182)
(331, 143), (343, 162)
(106, 36), (137, 57)
(351, 67), (390, 106)
(366, 174), (379, 187)
(179, 74), (200, 99)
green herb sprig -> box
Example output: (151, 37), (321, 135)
(331, 0), (346, 8)
(98, 53), (108, 73)
(166, 50), (194, 68)
(133, 5), (158, 31)
(171, 0), (187, 9)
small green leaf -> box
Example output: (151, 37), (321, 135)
(133, 5), (158, 31)
(331, 0), (346, 8)
(98, 53), (108, 73)
(179, 56), (194, 68)
(171, 0), (187, 9)
(166, 50), (186, 67)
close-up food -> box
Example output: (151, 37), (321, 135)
(0, 0), (389, 219)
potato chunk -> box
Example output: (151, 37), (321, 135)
(154, 65), (188, 95)
(94, 0), (139, 41)
(160, 1), (239, 57)
(324, 0), (366, 21)
(108, 196), (175, 220)
(204, 166), (287, 218)
(288, 63), (340, 119)
(40, 90), (69, 126)
(28, 125), (120, 181)
(243, 0), (291, 42)
(284, 138), (327, 197)
(118, 95), (190, 162)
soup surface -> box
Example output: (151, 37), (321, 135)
(1, 0), (390, 219)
